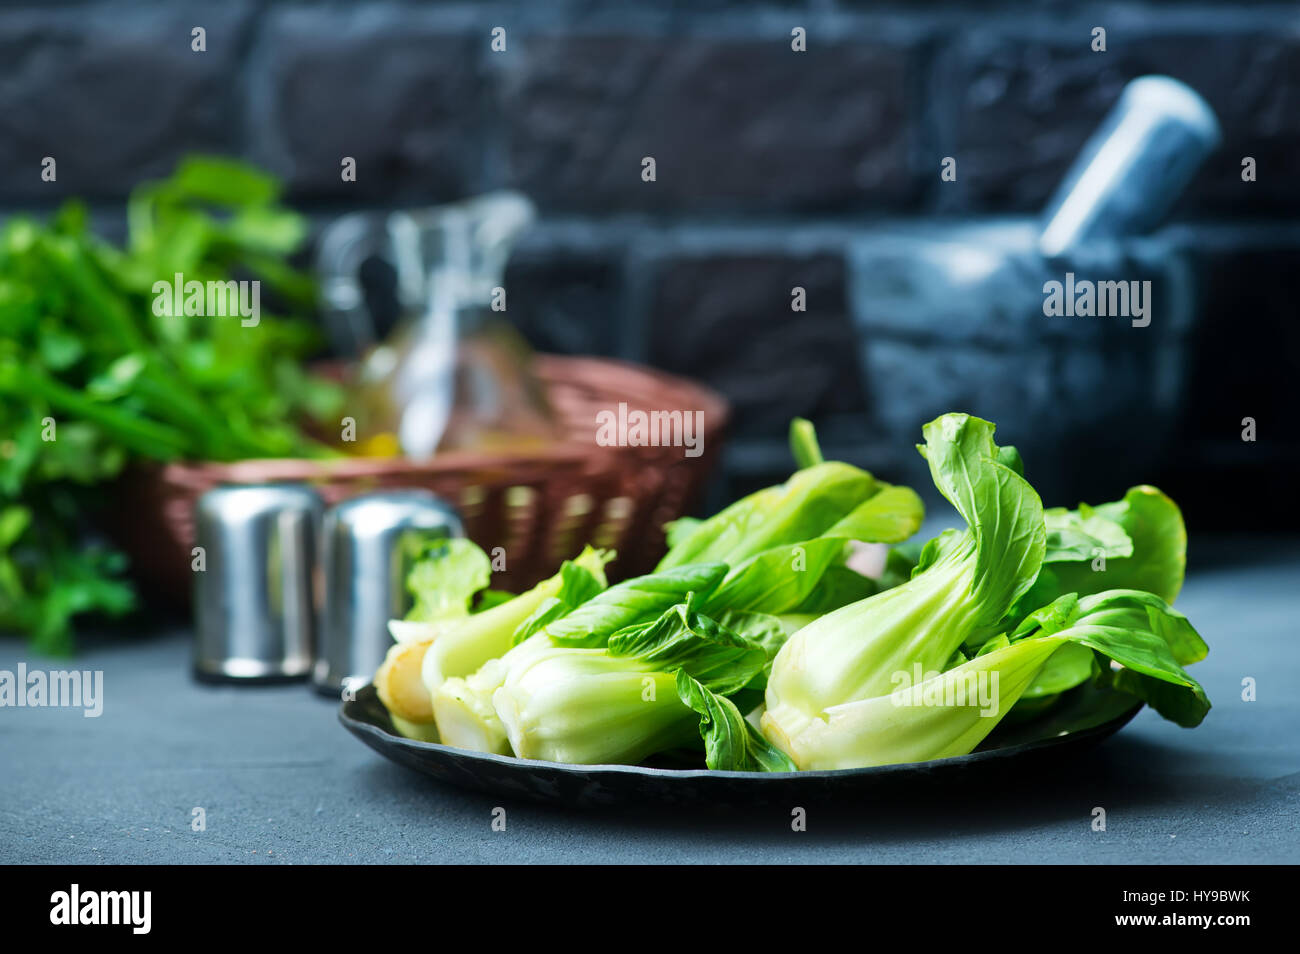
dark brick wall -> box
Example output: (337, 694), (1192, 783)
(3, 1), (1297, 529)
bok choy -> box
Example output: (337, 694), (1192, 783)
(372, 412), (1212, 774)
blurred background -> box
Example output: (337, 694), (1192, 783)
(4, 0), (1298, 529)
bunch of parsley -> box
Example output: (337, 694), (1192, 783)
(0, 157), (342, 653)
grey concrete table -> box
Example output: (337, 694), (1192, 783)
(2, 537), (1297, 864)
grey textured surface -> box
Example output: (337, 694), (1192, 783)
(2, 537), (1297, 864)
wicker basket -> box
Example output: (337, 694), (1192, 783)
(105, 355), (729, 601)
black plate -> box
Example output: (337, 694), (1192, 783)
(339, 684), (1143, 806)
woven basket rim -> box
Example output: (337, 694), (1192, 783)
(135, 354), (730, 483)
(535, 354), (730, 418)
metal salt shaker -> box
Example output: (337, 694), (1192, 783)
(314, 489), (464, 697)
(193, 484), (324, 682)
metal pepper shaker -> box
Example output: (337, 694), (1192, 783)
(193, 484), (324, 683)
(314, 489), (464, 697)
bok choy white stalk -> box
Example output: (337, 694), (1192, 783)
(431, 561), (728, 750)
(492, 599), (771, 764)
(417, 547), (611, 695)
(374, 545), (609, 738)
(762, 412), (1047, 753)
(772, 589), (1208, 769)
